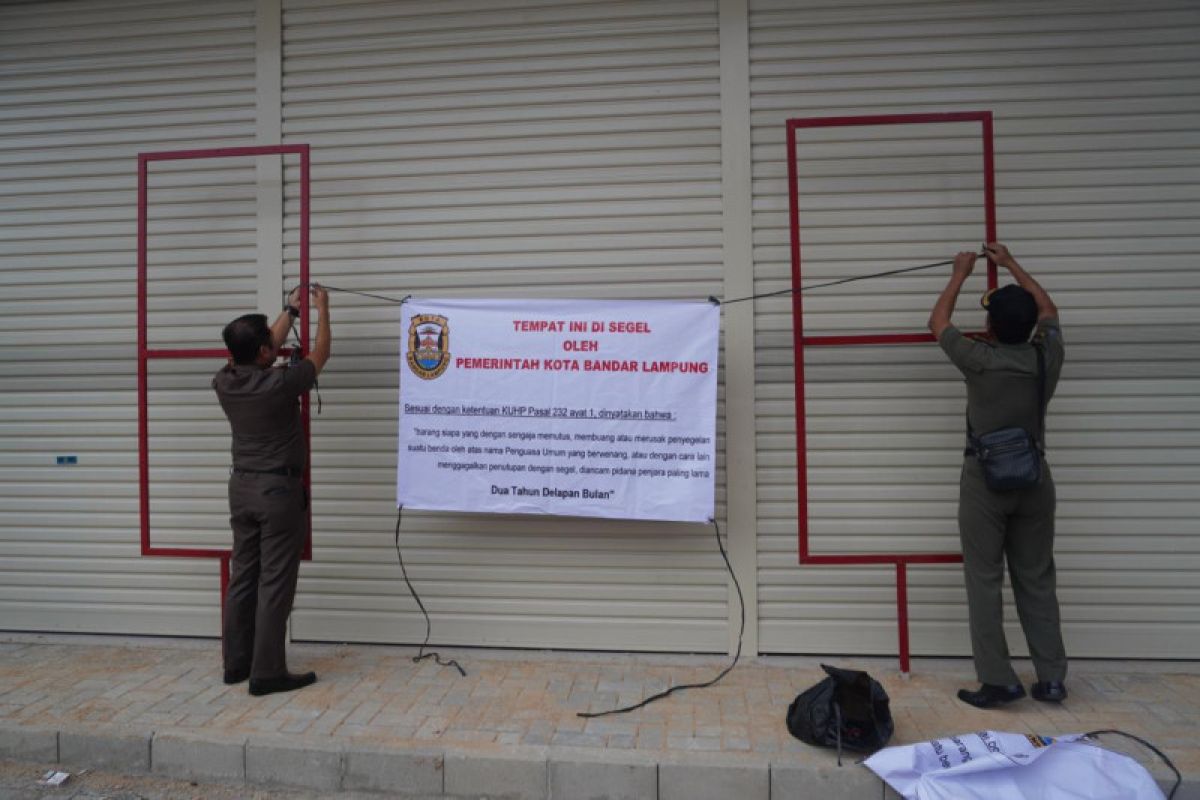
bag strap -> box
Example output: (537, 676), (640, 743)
(1034, 341), (1046, 451)
(833, 701), (843, 767)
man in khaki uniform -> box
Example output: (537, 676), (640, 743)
(214, 284), (331, 696)
(928, 243), (1068, 709)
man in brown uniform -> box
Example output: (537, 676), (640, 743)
(929, 243), (1068, 709)
(214, 284), (331, 696)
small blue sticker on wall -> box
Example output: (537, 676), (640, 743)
(56, 456), (78, 465)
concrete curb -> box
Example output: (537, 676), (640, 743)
(659, 759), (769, 800)
(1, 720), (1195, 799)
(445, 750), (549, 799)
(0, 723), (57, 763)
(247, 734), (344, 791)
(59, 727), (151, 774)
(343, 742), (444, 795)
(548, 749), (657, 800)
(152, 729), (247, 784)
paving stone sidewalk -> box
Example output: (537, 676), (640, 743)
(0, 634), (1195, 798)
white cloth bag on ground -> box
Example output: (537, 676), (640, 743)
(864, 730), (1165, 800)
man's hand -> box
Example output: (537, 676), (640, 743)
(983, 242), (1057, 320)
(286, 284), (304, 308)
(983, 242), (1015, 269)
(952, 251), (977, 279)
(306, 284), (332, 375)
(310, 284), (329, 313)
(271, 285), (305, 351)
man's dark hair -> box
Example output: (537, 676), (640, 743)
(222, 314), (272, 364)
(985, 285), (1039, 344)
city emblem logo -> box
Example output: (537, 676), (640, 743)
(406, 314), (450, 380)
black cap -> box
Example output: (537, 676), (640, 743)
(981, 284), (1038, 344)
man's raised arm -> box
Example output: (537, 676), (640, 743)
(928, 251), (978, 339)
(306, 284), (331, 375)
(984, 242), (1057, 321)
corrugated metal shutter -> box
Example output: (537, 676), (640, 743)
(751, 0), (1200, 657)
(0, 0), (258, 635)
(279, 0), (729, 650)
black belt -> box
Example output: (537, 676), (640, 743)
(232, 467), (303, 477)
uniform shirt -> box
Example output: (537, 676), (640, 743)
(212, 360), (317, 471)
(938, 318), (1065, 447)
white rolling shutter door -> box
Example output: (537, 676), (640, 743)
(0, 1), (258, 635)
(280, 0), (729, 650)
(751, 0), (1200, 657)
(5, 0), (1194, 660)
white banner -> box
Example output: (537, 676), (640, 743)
(397, 298), (719, 522)
(864, 731), (1165, 800)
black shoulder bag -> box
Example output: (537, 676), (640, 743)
(786, 664), (894, 765)
(966, 344), (1046, 491)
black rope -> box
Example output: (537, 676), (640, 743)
(1083, 729), (1181, 799)
(394, 506), (467, 677)
(578, 517), (744, 718)
(309, 283), (410, 305)
(718, 254), (982, 306)
(303, 254), (978, 310)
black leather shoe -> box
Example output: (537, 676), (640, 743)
(957, 683), (1026, 708)
(1031, 681), (1067, 703)
(223, 668), (250, 685)
(249, 671), (317, 697)
(248, 671), (317, 696)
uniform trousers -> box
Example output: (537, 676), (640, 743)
(958, 458), (1068, 686)
(223, 473), (306, 680)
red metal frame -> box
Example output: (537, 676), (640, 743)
(137, 144), (312, 612)
(788, 112), (997, 672)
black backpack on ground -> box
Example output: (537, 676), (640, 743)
(786, 664), (894, 764)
